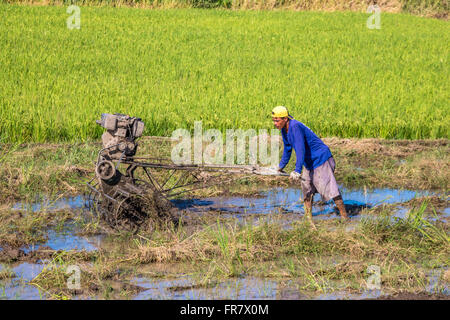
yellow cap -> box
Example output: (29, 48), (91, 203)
(271, 106), (289, 118)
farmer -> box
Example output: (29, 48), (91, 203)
(271, 106), (348, 227)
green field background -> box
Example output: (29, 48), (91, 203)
(0, 5), (448, 142)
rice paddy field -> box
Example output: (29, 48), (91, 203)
(0, 4), (449, 142)
(0, 3), (449, 302)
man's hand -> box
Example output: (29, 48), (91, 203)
(289, 171), (301, 182)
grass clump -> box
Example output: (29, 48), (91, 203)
(0, 207), (75, 248)
(29, 250), (141, 299)
(2, 197), (446, 298)
(359, 202), (449, 255)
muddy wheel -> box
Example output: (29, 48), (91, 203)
(99, 195), (147, 232)
(87, 173), (178, 232)
(96, 160), (116, 181)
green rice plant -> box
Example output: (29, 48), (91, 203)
(359, 202), (449, 257)
(29, 251), (77, 299)
(214, 218), (231, 259)
(404, 201), (449, 244)
(297, 257), (330, 293)
(0, 5), (448, 142)
(243, 219), (255, 254)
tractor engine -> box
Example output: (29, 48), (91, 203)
(96, 113), (145, 160)
(94, 113), (144, 185)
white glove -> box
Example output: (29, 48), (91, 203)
(289, 171), (301, 182)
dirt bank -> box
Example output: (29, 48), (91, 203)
(374, 292), (449, 300)
(0, 137), (448, 203)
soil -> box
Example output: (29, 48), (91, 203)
(323, 138), (449, 159)
(0, 245), (93, 263)
(94, 178), (180, 233)
(86, 280), (146, 297)
(373, 292), (449, 300)
(0, 246), (49, 263)
(402, 196), (449, 212)
(167, 281), (220, 292)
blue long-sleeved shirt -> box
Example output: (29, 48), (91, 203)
(279, 119), (332, 174)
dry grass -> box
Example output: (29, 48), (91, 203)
(114, 203), (449, 292)
(4, 0), (447, 19)
(230, 0), (402, 12)
(0, 207), (76, 248)
(0, 267), (16, 280)
(0, 0), (404, 13)
(29, 250), (142, 299)
(322, 138), (450, 190)
(2, 197), (447, 298)
(323, 138), (449, 158)
(128, 204), (449, 267)
(0, 137), (448, 203)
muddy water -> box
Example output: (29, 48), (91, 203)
(2, 263), (447, 300)
(3, 187), (449, 300)
(23, 228), (102, 254)
(12, 187), (448, 220)
(0, 227), (101, 255)
(0, 263), (46, 299)
(173, 187), (448, 221)
(12, 196), (84, 212)
(131, 275), (385, 300)
(132, 276), (280, 300)
(131, 274), (448, 300)
(0, 225), (102, 300)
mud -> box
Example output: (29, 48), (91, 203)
(131, 272), (449, 300)
(317, 261), (367, 279)
(12, 196), (84, 212)
(323, 138), (449, 159)
(373, 292), (450, 300)
(27, 228), (102, 253)
(93, 185), (181, 233)
(172, 187), (448, 223)
(132, 276), (281, 300)
(0, 245), (93, 263)
(1, 184), (449, 300)
(0, 246), (52, 263)
(0, 222), (101, 263)
(82, 280), (145, 298)
(0, 261), (145, 299)
(167, 281), (220, 292)
(401, 196), (449, 213)
(136, 191), (180, 231)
